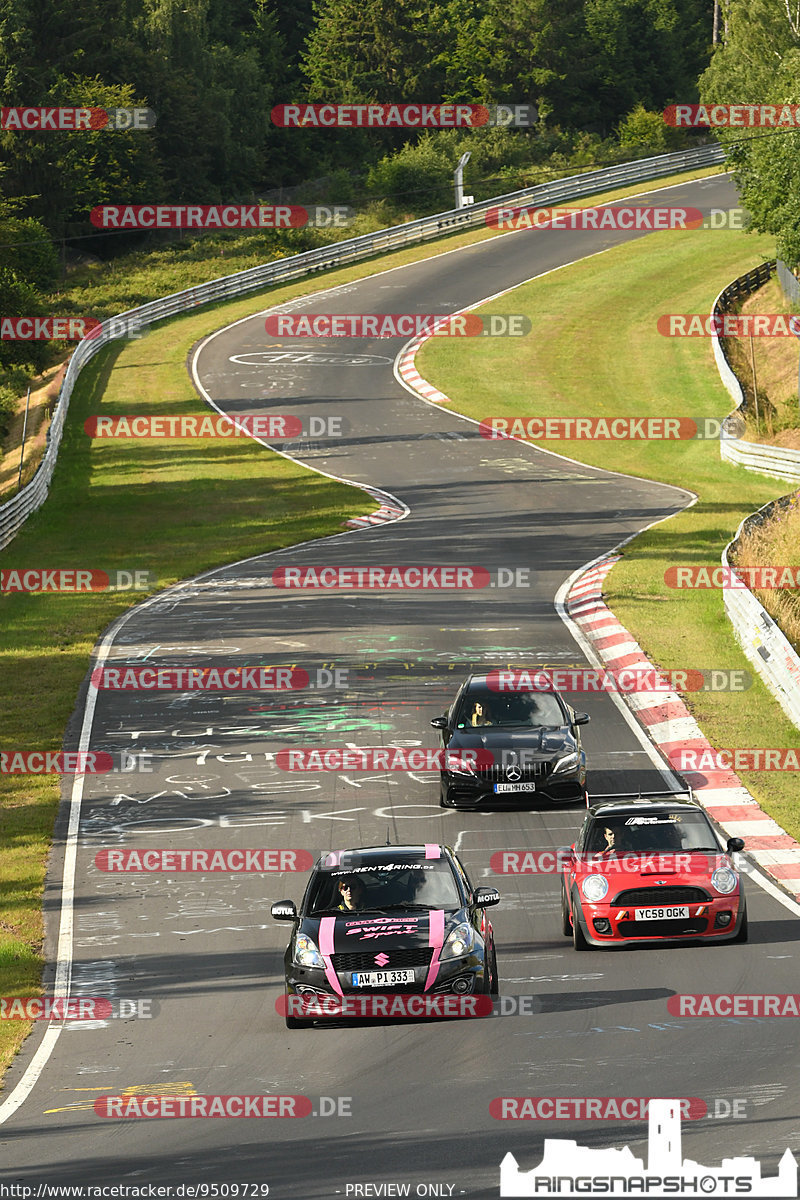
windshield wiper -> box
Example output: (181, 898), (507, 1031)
(376, 903), (436, 912)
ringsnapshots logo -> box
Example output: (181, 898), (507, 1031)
(271, 565), (532, 588)
(498, 1098), (797, 1198)
(264, 313), (530, 338)
(1, 568), (155, 593)
(83, 414), (347, 439)
(271, 103), (536, 128)
(664, 103), (800, 128)
(479, 416), (743, 441)
(90, 205), (352, 229)
(1, 107), (156, 131)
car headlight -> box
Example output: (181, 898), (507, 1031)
(711, 867), (738, 895)
(552, 752), (580, 775)
(581, 875), (609, 902)
(293, 932), (325, 968)
(444, 752), (476, 776)
(441, 922), (476, 959)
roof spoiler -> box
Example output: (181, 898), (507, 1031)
(587, 789), (695, 802)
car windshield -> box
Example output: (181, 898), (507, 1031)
(456, 688), (565, 729)
(584, 811), (721, 855)
(308, 858), (463, 914)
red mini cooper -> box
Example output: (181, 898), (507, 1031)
(561, 795), (747, 949)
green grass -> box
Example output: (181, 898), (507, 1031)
(0, 161), (732, 1083)
(419, 226), (800, 842)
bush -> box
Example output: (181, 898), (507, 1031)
(367, 134), (458, 210)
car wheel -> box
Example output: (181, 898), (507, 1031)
(560, 883), (572, 937)
(489, 945), (499, 994)
(439, 784), (448, 808)
(731, 904), (748, 943)
(571, 893), (590, 951)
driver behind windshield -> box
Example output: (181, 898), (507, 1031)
(337, 875), (366, 911)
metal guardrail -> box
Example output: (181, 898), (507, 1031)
(0, 140), (726, 552)
(709, 265), (800, 729)
(777, 258), (800, 305)
(709, 261), (800, 482)
(723, 499), (800, 732)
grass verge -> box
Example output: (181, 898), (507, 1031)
(419, 225), (800, 843)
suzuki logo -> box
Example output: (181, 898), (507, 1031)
(505, 764), (522, 782)
(374, 952), (390, 967)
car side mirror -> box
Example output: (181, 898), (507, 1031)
(557, 846), (575, 868)
(726, 837), (745, 853)
(472, 886), (500, 908)
(271, 900), (298, 921)
(573, 712), (590, 726)
(430, 715), (448, 730)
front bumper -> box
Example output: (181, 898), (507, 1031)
(284, 955), (488, 1021)
(573, 893), (745, 945)
(442, 770), (585, 807)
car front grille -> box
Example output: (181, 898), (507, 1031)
(613, 886), (710, 906)
(473, 762), (552, 782)
(332, 948), (433, 972)
(616, 918), (708, 937)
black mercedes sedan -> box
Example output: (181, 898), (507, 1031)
(431, 673), (589, 809)
(271, 843), (500, 1027)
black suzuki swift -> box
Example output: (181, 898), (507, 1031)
(272, 844), (500, 1028)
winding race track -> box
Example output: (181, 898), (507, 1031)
(2, 174), (799, 1198)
